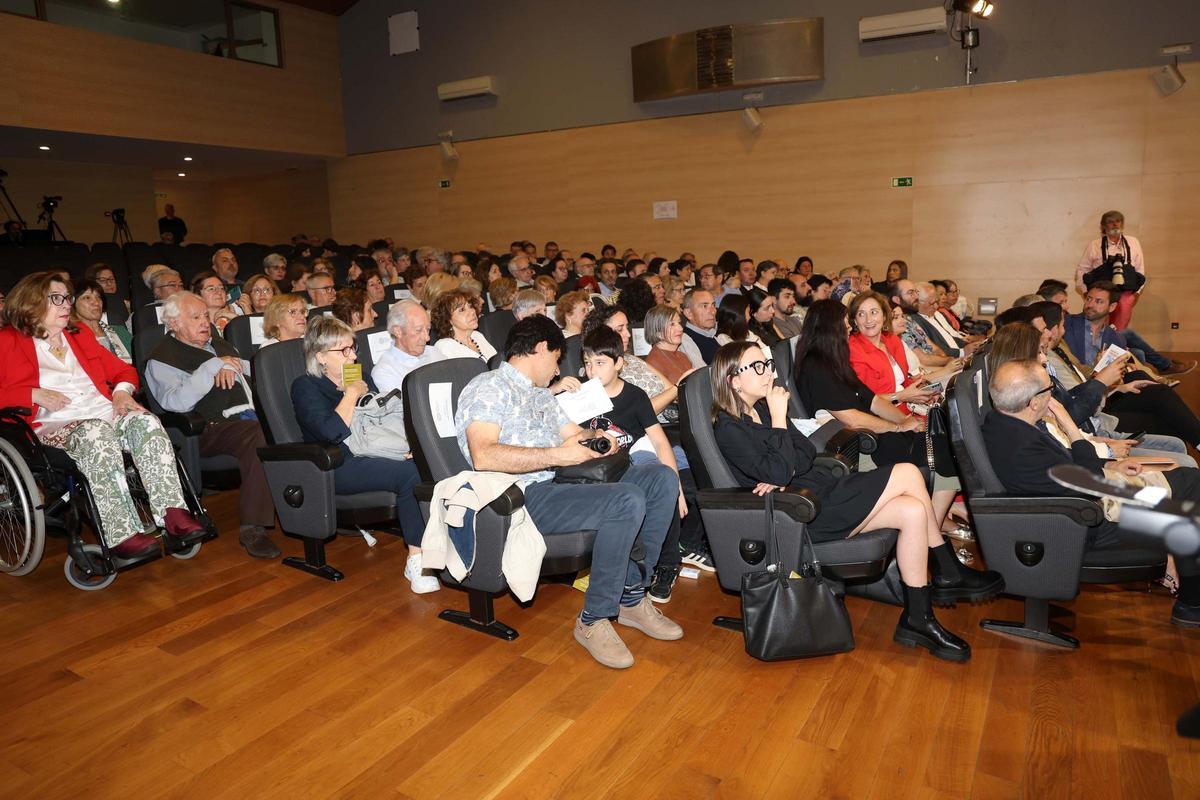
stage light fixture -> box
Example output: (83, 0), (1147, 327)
(953, 0), (994, 18)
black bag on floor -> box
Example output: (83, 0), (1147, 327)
(740, 493), (856, 661)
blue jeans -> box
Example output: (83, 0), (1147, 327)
(334, 454), (425, 545)
(1123, 329), (1171, 371)
(523, 463), (676, 618)
(1097, 427), (1197, 467)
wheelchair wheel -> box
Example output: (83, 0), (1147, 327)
(170, 542), (202, 560)
(64, 544), (117, 591)
(0, 437), (46, 576)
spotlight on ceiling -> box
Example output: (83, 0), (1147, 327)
(38, 145), (50, 151)
(183, 156), (193, 162)
(953, 0), (994, 18)
(177, 172), (186, 177)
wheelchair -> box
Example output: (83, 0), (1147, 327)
(0, 407), (219, 590)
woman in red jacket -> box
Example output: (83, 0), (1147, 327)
(0, 272), (204, 557)
(846, 291), (963, 533)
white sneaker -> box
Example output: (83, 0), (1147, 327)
(405, 553), (441, 594)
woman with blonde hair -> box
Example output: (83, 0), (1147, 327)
(260, 292), (309, 347)
(420, 271), (459, 310)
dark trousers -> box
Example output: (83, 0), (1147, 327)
(523, 463), (676, 618)
(333, 454), (424, 545)
(199, 419), (274, 528)
(1106, 380), (1200, 447)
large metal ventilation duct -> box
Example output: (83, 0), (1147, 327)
(631, 18), (824, 103)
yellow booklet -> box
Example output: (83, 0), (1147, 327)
(342, 363), (363, 386)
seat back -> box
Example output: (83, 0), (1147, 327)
(678, 367), (739, 490)
(479, 310), (515, 354)
(132, 324), (167, 371)
(559, 334), (582, 379)
(403, 358), (489, 482)
(354, 324), (390, 379)
(130, 301), (164, 337)
(947, 362), (1006, 496)
(223, 313), (264, 360)
(250, 339), (308, 445)
(771, 335), (807, 419)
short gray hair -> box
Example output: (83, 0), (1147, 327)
(303, 316), (355, 377)
(1012, 293), (1044, 308)
(212, 247), (234, 264)
(416, 245), (447, 269)
(263, 252), (286, 270)
(990, 360), (1045, 413)
(150, 268), (181, 290)
(160, 290), (197, 325)
(387, 299), (422, 333)
(512, 288), (545, 320)
(681, 289), (711, 312)
(643, 304), (680, 347)
(508, 255), (530, 277)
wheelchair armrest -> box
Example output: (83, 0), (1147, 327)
(967, 495), (1104, 528)
(158, 410), (209, 437)
(256, 443), (345, 471)
(697, 487), (819, 523)
(814, 454), (851, 478)
(412, 481), (526, 515)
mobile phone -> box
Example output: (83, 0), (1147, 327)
(1127, 431), (1146, 441)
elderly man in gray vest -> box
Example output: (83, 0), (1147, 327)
(144, 291), (280, 559)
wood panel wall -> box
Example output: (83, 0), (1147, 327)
(327, 64), (1200, 349)
(0, 157), (157, 246)
(206, 165), (332, 245)
(0, 1), (344, 156)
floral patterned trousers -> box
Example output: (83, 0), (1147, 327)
(39, 413), (186, 547)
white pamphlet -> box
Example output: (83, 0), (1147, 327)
(631, 327), (651, 356)
(248, 316), (266, 345)
(367, 330), (391, 364)
(555, 378), (614, 424)
(1093, 344), (1129, 373)
(429, 382), (457, 438)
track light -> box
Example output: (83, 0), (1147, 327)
(953, 0), (994, 18)
(741, 107), (764, 132)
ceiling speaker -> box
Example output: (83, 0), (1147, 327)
(1153, 62), (1186, 96)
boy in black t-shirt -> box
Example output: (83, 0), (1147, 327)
(582, 328), (687, 520)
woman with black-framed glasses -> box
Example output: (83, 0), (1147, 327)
(711, 340), (1002, 662)
(291, 316), (438, 594)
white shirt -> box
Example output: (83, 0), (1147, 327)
(373, 344), (445, 395)
(434, 331), (497, 362)
(33, 338), (135, 435)
(922, 312), (964, 346)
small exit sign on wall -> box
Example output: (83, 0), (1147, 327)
(891, 177), (913, 188)
(438, 179), (451, 189)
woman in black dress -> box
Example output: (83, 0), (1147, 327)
(711, 340), (1002, 662)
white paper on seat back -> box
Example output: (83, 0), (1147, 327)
(249, 316), (266, 344)
(429, 382), (456, 438)
(155, 305), (165, 323)
(556, 377), (613, 424)
(367, 331), (391, 364)
(393, 288), (413, 301)
(631, 328), (651, 356)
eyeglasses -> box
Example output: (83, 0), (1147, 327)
(201, 285), (227, 295)
(734, 358), (775, 376)
(157, 281), (182, 290)
(1033, 384), (1053, 399)
(324, 343), (358, 358)
(251, 287), (274, 296)
(286, 308), (307, 317)
(310, 285), (336, 294)
(47, 293), (75, 306)
(96, 277), (116, 286)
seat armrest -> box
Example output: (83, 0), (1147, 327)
(809, 423), (878, 456)
(158, 410), (208, 437)
(413, 481), (526, 515)
(967, 495), (1103, 527)
(697, 487), (819, 523)
(256, 443), (344, 471)
(813, 454), (850, 478)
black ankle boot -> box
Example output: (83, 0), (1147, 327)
(894, 583), (971, 662)
(929, 542), (1005, 606)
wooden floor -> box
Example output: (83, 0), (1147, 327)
(4, 361), (1200, 799)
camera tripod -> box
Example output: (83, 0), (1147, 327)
(36, 206), (67, 243)
(0, 173), (26, 228)
(112, 216), (133, 245)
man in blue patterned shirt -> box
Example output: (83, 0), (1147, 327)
(455, 315), (683, 669)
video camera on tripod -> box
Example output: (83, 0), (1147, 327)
(106, 207), (132, 245)
(36, 195), (62, 223)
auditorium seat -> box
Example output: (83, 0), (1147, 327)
(403, 358), (600, 640)
(947, 361), (1166, 648)
(677, 367), (898, 630)
(251, 339), (407, 581)
(223, 313), (264, 360)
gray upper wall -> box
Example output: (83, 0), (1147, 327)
(338, 0), (1197, 154)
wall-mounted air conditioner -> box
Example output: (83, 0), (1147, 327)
(436, 76), (497, 101)
(859, 7), (948, 42)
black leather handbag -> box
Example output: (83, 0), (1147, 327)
(924, 401), (956, 481)
(553, 449), (631, 484)
(740, 493), (856, 661)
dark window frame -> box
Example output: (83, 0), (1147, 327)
(8, 0), (284, 70)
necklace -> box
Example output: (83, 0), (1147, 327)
(46, 336), (67, 360)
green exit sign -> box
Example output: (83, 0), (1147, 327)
(438, 179), (452, 189)
(891, 177), (913, 188)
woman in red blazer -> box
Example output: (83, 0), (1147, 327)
(1, 272), (204, 557)
(846, 290), (966, 532)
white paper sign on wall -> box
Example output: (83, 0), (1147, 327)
(652, 200), (678, 220)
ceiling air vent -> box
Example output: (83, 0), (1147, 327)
(632, 18), (824, 103)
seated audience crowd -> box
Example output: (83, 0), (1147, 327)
(2, 233), (1198, 668)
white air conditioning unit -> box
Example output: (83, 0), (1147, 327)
(859, 7), (948, 42)
(436, 76), (497, 101)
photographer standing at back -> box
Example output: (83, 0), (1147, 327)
(1075, 210), (1144, 330)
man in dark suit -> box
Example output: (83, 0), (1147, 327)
(983, 359), (1200, 625)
